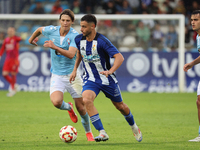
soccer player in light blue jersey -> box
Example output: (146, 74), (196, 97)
(184, 10), (200, 142)
(28, 9), (94, 141)
(70, 14), (142, 142)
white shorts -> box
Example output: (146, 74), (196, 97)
(50, 73), (82, 98)
(197, 81), (200, 96)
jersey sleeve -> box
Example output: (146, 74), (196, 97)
(100, 35), (119, 58)
(16, 36), (22, 42)
(42, 25), (54, 38)
(69, 33), (79, 49)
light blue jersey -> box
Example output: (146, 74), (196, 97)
(42, 25), (78, 75)
(196, 34), (200, 52)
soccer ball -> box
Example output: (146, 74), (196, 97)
(59, 125), (77, 143)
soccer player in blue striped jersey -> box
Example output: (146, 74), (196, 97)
(70, 14), (142, 142)
(184, 10), (200, 142)
(28, 9), (94, 141)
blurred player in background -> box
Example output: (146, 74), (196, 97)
(0, 27), (21, 97)
(70, 14), (142, 142)
(183, 10), (200, 142)
(28, 9), (94, 141)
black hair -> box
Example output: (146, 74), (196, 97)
(59, 9), (74, 22)
(192, 10), (200, 15)
(81, 14), (97, 27)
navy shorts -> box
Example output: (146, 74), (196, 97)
(82, 80), (123, 102)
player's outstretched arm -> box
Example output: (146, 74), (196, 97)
(29, 27), (43, 46)
(100, 53), (124, 77)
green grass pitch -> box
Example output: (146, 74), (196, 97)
(0, 91), (200, 150)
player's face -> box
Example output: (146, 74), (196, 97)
(191, 14), (200, 32)
(59, 14), (73, 31)
(80, 21), (94, 37)
(7, 27), (15, 37)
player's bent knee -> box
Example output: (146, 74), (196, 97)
(83, 98), (92, 105)
(114, 103), (125, 111)
(51, 99), (62, 108)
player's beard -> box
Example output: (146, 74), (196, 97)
(83, 30), (92, 37)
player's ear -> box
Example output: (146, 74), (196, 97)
(91, 23), (95, 29)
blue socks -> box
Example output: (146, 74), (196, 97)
(90, 111), (135, 131)
(124, 110), (135, 126)
(59, 101), (70, 110)
(81, 112), (91, 133)
(90, 114), (104, 131)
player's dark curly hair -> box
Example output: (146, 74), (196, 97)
(81, 14), (97, 27)
(59, 9), (74, 22)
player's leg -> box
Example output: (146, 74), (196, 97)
(69, 75), (94, 141)
(197, 95), (200, 135)
(73, 97), (94, 141)
(82, 81), (109, 142)
(82, 89), (109, 142)
(2, 71), (16, 97)
(189, 82), (200, 142)
(112, 101), (142, 142)
(2, 60), (12, 87)
(2, 71), (12, 85)
(50, 74), (78, 123)
(104, 83), (142, 142)
(10, 60), (19, 91)
(3, 59), (19, 97)
(188, 95), (200, 142)
(10, 72), (17, 91)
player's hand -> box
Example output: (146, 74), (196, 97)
(99, 70), (112, 78)
(29, 37), (38, 46)
(183, 63), (193, 72)
(43, 40), (55, 49)
(69, 70), (77, 83)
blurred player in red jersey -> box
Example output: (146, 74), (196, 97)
(0, 27), (21, 97)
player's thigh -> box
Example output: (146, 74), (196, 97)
(3, 59), (19, 73)
(50, 91), (63, 103)
(50, 74), (66, 101)
(68, 74), (82, 98)
(102, 83), (123, 103)
(82, 81), (99, 101)
(82, 90), (96, 102)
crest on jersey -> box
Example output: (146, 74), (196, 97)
(92, 44), (96, 51)
(67, 38), (70, 45)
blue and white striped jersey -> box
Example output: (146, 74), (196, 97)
(197, 34), (200, 52)
(42, 25), (78, 75)
(75, 32), (119, 85)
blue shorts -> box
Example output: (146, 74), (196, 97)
(82, 80), (123, 102)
